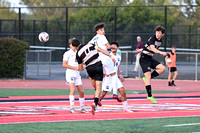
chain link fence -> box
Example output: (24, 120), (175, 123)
(0, 5), (200, 80)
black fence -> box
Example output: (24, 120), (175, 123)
(0, 5), (200, 51)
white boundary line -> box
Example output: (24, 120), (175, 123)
(164, 123), (200, 127)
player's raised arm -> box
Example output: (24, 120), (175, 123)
(95, 46), (116, 62)
(149, 45), (166, 56)
(105, 43), (117, 50)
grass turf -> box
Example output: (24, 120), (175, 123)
(0, 116), (200, 133)
(0, 88), (197, 96)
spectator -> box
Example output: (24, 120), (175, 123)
(132, 36), (144, 72)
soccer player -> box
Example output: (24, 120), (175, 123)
(73, 39), (115, 115)
(165, 46), (178, 86)
(88, 23), (121, 101)
(99, 42), (133, 112)
(139, 26), (166, 104)
(63, 38), (87, 114)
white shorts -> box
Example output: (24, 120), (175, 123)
(100, 55), (115, 75)
(102, 77), (123, 92)
(66, 74), (82, 86)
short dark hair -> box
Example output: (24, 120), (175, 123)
(155, 25), (166, 34)
(94, 23), (105, 31)
(72, 39), (80, 47)
(111, 41), (119, 47)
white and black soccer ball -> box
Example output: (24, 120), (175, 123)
(38, 32), (49, 43)
(167, 58), (171, 63)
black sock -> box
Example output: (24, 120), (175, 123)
(172, 80), (174, 84)
(151, 71), (159, 79)
(168, 82), (171, 85)
(94, 98), (99, 107)
(145, 85), (152, 97)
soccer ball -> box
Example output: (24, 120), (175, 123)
(167, 58), (171, 63)
(38, 32), (49, 43)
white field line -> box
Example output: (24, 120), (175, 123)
(164, 123), (200, 127)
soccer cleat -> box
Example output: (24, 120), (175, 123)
(142, 77), (146, 83)
(91, 104), (95, 115)
(70, 108), (77, 114)
(123, 109), (134, 112)
(171, 83), (176, 86)
(147, 96), (158, 104)
(98, 101), (102, 106)
(168, 82), (173, 86)
(113, 94), (122, 102)
(80, 108), (88, 113)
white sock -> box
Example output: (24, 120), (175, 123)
(123, 101), (128, 110)
(69, 95), (74, 108)
(112, 74), (118, 95)
(79, 98), (85, 108)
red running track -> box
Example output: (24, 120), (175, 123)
(0, 98), (200, 124)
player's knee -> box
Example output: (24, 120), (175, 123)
(161, 65), (166, 72)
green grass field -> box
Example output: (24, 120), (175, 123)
(0, 116), (200, 133)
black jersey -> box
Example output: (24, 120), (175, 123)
(142, 35), (162, 56)
(76, 43), (101, 67)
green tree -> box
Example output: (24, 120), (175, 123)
(0, 0), (18, 19)
(20, 0), (75, 21)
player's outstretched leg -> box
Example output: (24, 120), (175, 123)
(91, 80), (102, 115)
(143, 72), (158, 104)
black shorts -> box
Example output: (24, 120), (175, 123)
(86, 61), (103, 81)
(139, 53), (160, 73)
(168, 67), (177, 72)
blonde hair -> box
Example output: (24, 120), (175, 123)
(68, 37), (76, 44)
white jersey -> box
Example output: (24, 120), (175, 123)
(89, 34), (115, 75)
(111, 52), (121, 73)
(88, 34), (109, 58)
(63, 49), (80, 77)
